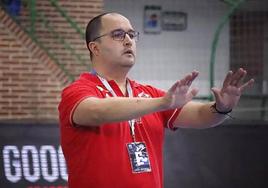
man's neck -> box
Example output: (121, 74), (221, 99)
(94, 68), (127, 84)
(93, 66), (129, 95)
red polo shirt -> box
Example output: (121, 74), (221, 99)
(58, 73), (180, 188)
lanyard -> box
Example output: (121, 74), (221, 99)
(96, 74), (137, 142)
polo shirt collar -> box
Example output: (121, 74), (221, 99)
(80, 72), (139, 88)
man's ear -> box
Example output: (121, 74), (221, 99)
(88, 42), (100, 57)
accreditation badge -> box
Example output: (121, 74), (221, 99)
(126, 142), (152, 173)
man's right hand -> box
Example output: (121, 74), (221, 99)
(163, 71), (199, 109)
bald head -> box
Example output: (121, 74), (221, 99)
(85, 12), (132, 59)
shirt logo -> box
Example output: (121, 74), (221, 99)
(137, 91), (151, 98)
(96, 86), (111, 98)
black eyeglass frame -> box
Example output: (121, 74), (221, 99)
(92, 29), (140, 42)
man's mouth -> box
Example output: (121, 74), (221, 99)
(123, 50), (134, 56)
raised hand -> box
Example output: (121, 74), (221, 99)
(164, 71), (199, 109)
(211, 68), (254, 112)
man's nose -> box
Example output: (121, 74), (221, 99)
(123, 34), (133, 47)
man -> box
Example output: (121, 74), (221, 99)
(58, 12), (254, 188)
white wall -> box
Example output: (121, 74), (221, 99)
(104, 0), (230, 95)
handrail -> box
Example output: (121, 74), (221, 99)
(48, 0), (84, 39)
(29, 0), (36, 36)
(223, 0), (238, 6)
(37, 12), (88, 67)
(32, 0), (88, 69)
(2, 0), (90, 78)
(29, 31), (75, 82)
(1, 0), (90, 81)
(26, 0), (89, 79)
(209, 0), (245, 100)
(0, 4), (75, 81)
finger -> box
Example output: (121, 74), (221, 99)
(168, 81), (180, 93)
(189, 71), (199, 85)
(185, 71), (199, 86)
(229, 68), (243, 85)
(234, 69), (247, 87)
(239, 79), (254, 92)
(236, 70), (247, 87)
(222, 71), (233, 88)
(211, 87), (222, 102)
(230, 68), (245, 86)
(180, 74), (192, 85)
(184, 88), (199, 102)
(190, 88), (199, 97)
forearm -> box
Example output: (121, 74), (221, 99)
(197, 102), (228, 128)
(174, 101), (228, 129)
(73, 97), (168, 126)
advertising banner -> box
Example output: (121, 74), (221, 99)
(0, 123), (68, 188)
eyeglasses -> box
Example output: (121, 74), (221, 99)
(92, 29), (139, 42)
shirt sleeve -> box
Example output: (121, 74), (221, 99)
(58, 81), (100, 127)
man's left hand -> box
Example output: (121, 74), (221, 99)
(211, 68), (254, 112)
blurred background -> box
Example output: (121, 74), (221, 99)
(0, 0), (267, 187)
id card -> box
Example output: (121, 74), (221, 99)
(126, 142), (151, 173)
